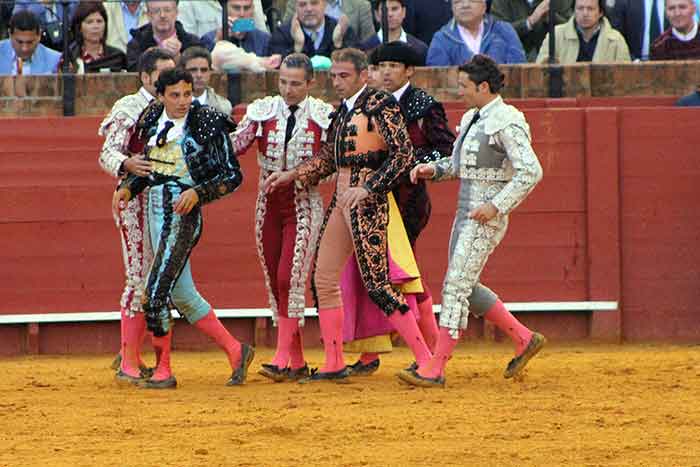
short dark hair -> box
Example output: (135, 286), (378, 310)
(374, 0), (406, 10)
(575, 0), (606, 16)
(138, 47), (176, 75)
(180, 46), (212, 68)
(458, 54), (505, 94)
(281, 53), (314, 80)
(331, 48), (368, 72)
(71, 2), (109, 46)
(155, 67), (194, 95)
(146, 0), (179, 6)
(9, 10), (41, 34)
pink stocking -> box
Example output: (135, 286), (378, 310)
(387, 309), (432, 367)
(318, 307), (345, 372)
(417, 327), (459, 379)
(194, 310), (242, 370)
(484, 300), (533, 355)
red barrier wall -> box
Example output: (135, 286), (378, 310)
(1, 102), (698, 354)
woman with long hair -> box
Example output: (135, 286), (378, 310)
(69, 2), (126, 73)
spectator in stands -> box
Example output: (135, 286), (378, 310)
(270, 0), (358, 59)
(0, 10), (61, 74)
(490, 0), (574, 62)
(536, 0), (630, 63)
(180, 46), (233, 115)
(67, 2), (127, 73)
(608, 0), (668, 60)
(402, 0), (454, 46)
(104, 1), (148, 54)
(12, 0), (77, 50)
(426, 0), (525, 65)
(283, 0), (375, 41)
(201, 0), (270, 52)
(1, 1), (16, 40)
(360, 0), (428, 63)
(178, 0), (268, 38)
(209, 0), (282, 72)
(651, 0), (700, 60)
(126, 0), (202, 71)
(676, 87), (700, 105)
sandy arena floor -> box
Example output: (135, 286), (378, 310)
(1, 343), (699, 467)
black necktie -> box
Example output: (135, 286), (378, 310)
(156, 121), (175, 148)
(284, 105), (299, 149)
(650, 0), (661, 46)
(465, 110), (480, 134)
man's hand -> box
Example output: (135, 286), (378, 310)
(333, 14), (349, 48)
(263, 54), (282, 70)
(263, 170), (297, 194)
(162, 36), (182, 56)
(291, 14), (305, 52)
(410, 163), (436, 184)
(173, 188), (199, 215)
(528, 0), (550, 26)
(123, 154), (153, 177)
(339, 186), (369, 209)
(112, 187), (132, 226)
(468, 202), (499, 224)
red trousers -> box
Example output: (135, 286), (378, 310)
(260, 185), (297, 318)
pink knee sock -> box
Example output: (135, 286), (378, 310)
(417, 327), (459, 379)
(416, 296), (439, 353)
(359, 352), (380, 364)
(484, 300), (533, 355)
(318, 307), (345, 373)
(271, 316), (299, 368)
(121, 312), (146, 377)
(119, 307), (127, 359)
(194, 310), (243, 370)
(289, 324), (306, 370)
(151, 330), (173, 381)
(388, 309), (432, 367)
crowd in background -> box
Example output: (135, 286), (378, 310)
(1, 0), (700, 102)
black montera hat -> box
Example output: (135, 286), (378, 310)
(373, 41), (424, 67)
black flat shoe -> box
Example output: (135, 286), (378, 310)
(504, 332), (546, 379)
(138, 375), (178, 389)
(258, 363), (288, 383)
(110, 353), (122, 370)
(346, 358), (380, 376)
(298, 367), (351, 384)
(396, 367), (445, 388)
(114, 369), (143, 387)
(286, 364), (311, 381)
(227, 344), (256, 386)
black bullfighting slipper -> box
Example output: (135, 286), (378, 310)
(396, 367), (445, 388)
(139, 365), (155, 379)
(138, 375), (178, 389)
(114, 369), (143, 387)
(286, 364), (311, 381)
(258, 363), (288, 383)
(110, 353), (122, 370)
(404, 361), (418, 372)
(503, 332), (546, 379)
(346, 358), (380, 376)
(226, 344), (256, 386)
(298, 367), (351, 384)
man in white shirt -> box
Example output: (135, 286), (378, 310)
(180, 46), (233, 115)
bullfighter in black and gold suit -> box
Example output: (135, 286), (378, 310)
(265, 48), (432, 382)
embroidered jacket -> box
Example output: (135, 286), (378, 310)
(120, 100), (242, 204)
(393, 85), (455, 244)
(98, 87), (153, 178)
(295, 86), (415, 194)
(431, 96), (543, 215)
(231, 95), (332, 322)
